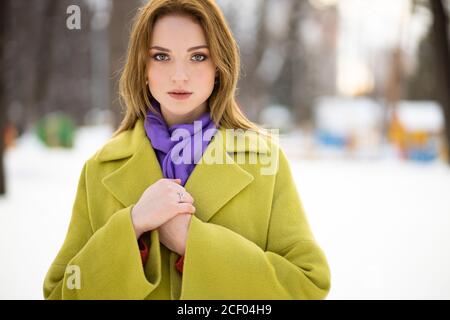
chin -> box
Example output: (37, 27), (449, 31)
(165, 105), (195, 115)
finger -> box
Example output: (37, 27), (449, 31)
(173, 186), (194, 204)
(163, 178), (181, 185)
(175, 203), (196, 215)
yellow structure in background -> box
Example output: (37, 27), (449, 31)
(388, 101), (446, 162)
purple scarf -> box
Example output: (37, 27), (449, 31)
(144, 100), (218, 186)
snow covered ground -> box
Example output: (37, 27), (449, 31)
(1, 125), (450, 300)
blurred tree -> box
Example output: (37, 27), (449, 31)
(383, 47), (406, 142)
(266, 1), (337, 125)
(272, 0), (303, 120)
(407, 0), (450, 162)
(4, 0), (92, 133)
(386, 48), (405, 107)
(233, 0), (270, 122)
(407, 27), (437, 101)
(109, 0), (141, 128)
(0, 0), (7, 195)
(430, 0), (450, 163)
(227, 0), (337, 126)
(30, 1), (58, 128)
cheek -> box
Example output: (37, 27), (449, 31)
(147, 63), (164, 81)
(147, 71), (166, 95)
(192, 65), (215, 86)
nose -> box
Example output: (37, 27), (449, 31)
(171, 62), (189, 82)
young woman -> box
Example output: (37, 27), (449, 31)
(43, 0), (330, 300)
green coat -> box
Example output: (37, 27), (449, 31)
(43, 119), (330, 300)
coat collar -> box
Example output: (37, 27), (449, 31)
(97, 119), (269, 222)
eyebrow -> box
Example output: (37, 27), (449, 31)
(149, 45), (209, 52)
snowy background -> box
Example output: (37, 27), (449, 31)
(1, 126), (450, 300)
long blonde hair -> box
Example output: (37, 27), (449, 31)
(114, 0), (265, 137)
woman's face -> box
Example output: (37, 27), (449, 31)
(147, 14), (216, 126)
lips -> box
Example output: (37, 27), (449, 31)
(168, 91), (193, 100)
(169, 90), (192, 94)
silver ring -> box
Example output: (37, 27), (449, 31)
(177, 192), (184, 203)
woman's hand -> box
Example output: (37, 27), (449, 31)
(158, 213), (193, 256)
(131, 178), (195, 239)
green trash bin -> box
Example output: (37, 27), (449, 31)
(36, 112), (76, 148)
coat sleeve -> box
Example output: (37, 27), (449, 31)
(43, 162), (162, 299)
(179, 148), (331, 300)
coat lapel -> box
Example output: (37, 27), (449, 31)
(100, 121), (164, 210)
(99, 119), (269, 222)
(184, 128), (254, 222)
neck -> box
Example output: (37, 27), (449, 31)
(161, 102), (208, 127)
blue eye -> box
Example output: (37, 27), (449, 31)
(151, 53), (207, 62)
(192, 54), (207, 62)
(153, 53), (169, 61)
